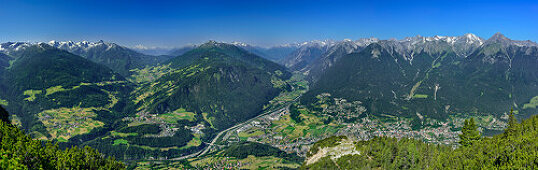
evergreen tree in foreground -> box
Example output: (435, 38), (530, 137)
(304, 108), (538, 169)
(504, 107), (519, 137)
(0, 106), (125, 169)
(0, 105), (9, 123)
(458, 118), (481, 146)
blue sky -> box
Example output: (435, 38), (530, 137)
(0, 0), (537, 47)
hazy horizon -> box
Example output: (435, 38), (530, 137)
(1, 0), (537, 48)
(2, 32), (534, 51)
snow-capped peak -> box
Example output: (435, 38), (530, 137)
(0, 42), (33, 54)
(462, 33), (483, 45)
(231, 41), (249, 47)
(45, 40), (116, 52)
(464, 33), (479, 40)
(299, 40), (337, 48)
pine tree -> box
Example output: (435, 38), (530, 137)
(0, 106), (9, 123)
(0, 108), (125, 169)
(458, 118), (481, 146)
(504, 107), (519, 137)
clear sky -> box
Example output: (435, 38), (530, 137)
(0, 0), (537, 48)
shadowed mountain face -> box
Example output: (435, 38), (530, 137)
(0, 53), (12, 107)
(10, 44), (123, 90)
(133, 41), (291, 130)
(280, 40), (336, 72)
(302, 33), (538, 120)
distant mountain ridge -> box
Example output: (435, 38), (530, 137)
(47, 40), (173, 75)
(0, 41), (173, 76)
(231, 41), (300, 62)
(130, 45), (175, 56)
(279, 33), (538, 80)
(5, 33), (528, 75)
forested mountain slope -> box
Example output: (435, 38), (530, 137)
(302, 34), (538, 122)
(134, 41), (291, 130)
(1, 43), (132, 141)
(58, 41), (294, 161)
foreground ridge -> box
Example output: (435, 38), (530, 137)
(303, 113), (538, 169)
(0, 106), (125, 169)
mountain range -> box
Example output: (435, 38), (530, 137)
(1, 41), (172, 76)
(301, 33), (538, 124)
(0, 39), (292, 160)
(0, 32), (537, 167)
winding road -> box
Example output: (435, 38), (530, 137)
(170, 106), (289, 160)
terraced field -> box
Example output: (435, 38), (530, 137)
(181, 134), (202, 150)
(157, 108), (196, 123)
(128, 64), (173, 83)
(37, 107), (105, 141)
(23, 89), (42, 101)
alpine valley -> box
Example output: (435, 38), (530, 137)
(1, 33), (537, 169)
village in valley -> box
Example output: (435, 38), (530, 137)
(206, 76), (509, 157)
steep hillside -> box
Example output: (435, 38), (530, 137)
(134, 41), (291, 130)
(4, 44), (132, 141)
(302, 43), (418, 117)
(281, 34), (486, 80)
(303, 34), (538, 122)
(81, 41), (292, 160)
(307, 39), (375, 81)
(10, 44), (122, 90)
(0, 52), (11, 68)
(281, 40), (335, 72)
(0, 53), (12, 107)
